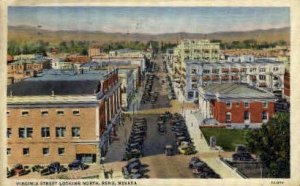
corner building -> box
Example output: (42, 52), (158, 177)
(6, 69), (121, 165)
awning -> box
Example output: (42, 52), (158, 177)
(75, 144), (97, 154)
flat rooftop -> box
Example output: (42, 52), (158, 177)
(202, 83), (275, 99)
(7, 70), (104, 96)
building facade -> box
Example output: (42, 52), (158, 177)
(185, 59), (285, 101)
(7, 60), (51, 85)
(171, 39), (220, 80)
(199, 83), (277, 128)
(7, 69), (121, 166)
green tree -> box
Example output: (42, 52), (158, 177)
(246, 112), (290, 178)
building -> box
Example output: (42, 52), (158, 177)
(185, 59), (285, 101)
(91, 57), (146, 72)
(6, 69), (121, 165)
(172, 39), (220, 79)
(198, 83), (277, 129)
(51, 59), (75, 70)
(7, 59), (51, 85)
(118, 69), (135, 110)
(88, 47), (102, 58)
(109, 49), (145, 58)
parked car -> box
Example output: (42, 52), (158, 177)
(68, 160), (89, 170)
(189, 157), (201, 169)
(164, 145), (174, 156)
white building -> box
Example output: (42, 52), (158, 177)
(185, 59), (285, 101)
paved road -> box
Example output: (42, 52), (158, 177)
(25, 52), (241, 179)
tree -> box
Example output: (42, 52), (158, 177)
(246, 112), (290, 178)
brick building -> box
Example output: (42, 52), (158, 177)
(6, 69), (121, 166)
(199, 83), (277, 128)
(7, 60), (51, 85)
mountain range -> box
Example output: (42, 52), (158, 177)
(8, 25), (290, 44)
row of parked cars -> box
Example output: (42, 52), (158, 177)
(189, 157), (221, 178)
(7, 160), (89, 178)
(123, 117), (148, 161)
(141, 74), (158, 104)
(122, 158), (149, 179)
(171, 113), (197, 155)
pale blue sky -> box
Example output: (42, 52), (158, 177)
(8, 7), (290, 34)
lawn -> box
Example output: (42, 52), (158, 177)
(201, 128), (249, 151)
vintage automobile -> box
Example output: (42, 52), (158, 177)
(40, 162), (67, 176)
(123, 149), (143, 161)
(164, 145), (174, 156)
(189, 157), (201, 169)
(178, 143), (197, 155)
(68, 160), (89, 170)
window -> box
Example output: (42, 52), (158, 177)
(7, 148), (11, 155)
(259, 68), (266, 72)
(244, 102), (249, 108)
(57, 110), (64, 116)
(19, 128), (33, 138)
(259, 75), (266, 80)
(7, 111), (10, 116)
(226, 102), (231, 108)
(273, 67), (279, 72)
(250, 68), (256, 72)
(41, 110), (49, 116)
(72, 127), (80, 137)
(21, 110), (29, 116)
(203, 69), (210, 74)
(43, 148), (49, 156)
(72, 109), (80, 116)
(262, 111), (268, 121)
(244, 111), (250, 121)
(41, 127), (50, 138)
(58, 148), (65, 155)
(263, 101), (268, 108)
(56, 127), (66, 137)
(212, 69), (219, 74)
(191, 69), (197, 74)
(225, 112), (231, 123)
(23, 148), (29, 156)
(236, 102), (240, 107)
(7, 128), (12, 138)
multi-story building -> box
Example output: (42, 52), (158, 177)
(6, 69), (121, 165)
(51, 59), (75, 70)
(7, 59), (51, 85)
(198, 83), (277, 128)
(118, 69), (135, 110)
(91, 57), (146, 72)
(171, 39), (220, 89)
(185, 59), (285, 101)
(88, 47), (102, 58)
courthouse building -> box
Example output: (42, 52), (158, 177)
(7, 69), (121, 165)
(199, 83), (277, 128)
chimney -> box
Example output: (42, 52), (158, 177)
(51, 90), (55, 97)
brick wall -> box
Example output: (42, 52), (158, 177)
(212, 100), (275, 124)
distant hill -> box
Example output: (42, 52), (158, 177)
(8, 25), (290, 44)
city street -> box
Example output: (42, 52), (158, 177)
(101, 52), (241, 179)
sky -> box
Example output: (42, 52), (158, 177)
(8, 7), (290, 34)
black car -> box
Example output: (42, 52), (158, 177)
(189, 157), (201, 169)
(68, 160), (89, 170)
